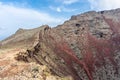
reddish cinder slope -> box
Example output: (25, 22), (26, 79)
(15, 9), (120, 80)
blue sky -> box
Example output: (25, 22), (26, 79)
(0, 0), (120, 40)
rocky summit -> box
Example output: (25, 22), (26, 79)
(0, 8), (120, 80)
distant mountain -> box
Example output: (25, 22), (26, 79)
(0, 25), (49, 49)
(1, 8), (120, 80)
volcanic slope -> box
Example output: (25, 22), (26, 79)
(1, 8), (120, 80)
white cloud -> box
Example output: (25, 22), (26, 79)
(63, 0), (79, 5)
(0, 27), (2, 30)
(56, 7), (62, 12)
(88, 0), (120, 11)
(50, 6), (62, 12)
(62, 7), (78, 12)
(0, 2), (66, 40)
(52, 0), (79, 12)
(49, 6), (77, 12)
(55, 0), (79, 5)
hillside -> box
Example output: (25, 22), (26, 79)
(0, 8), (120, 80)
(0, 25), (49, 49)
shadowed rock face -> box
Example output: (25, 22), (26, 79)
(5, 8), (120, 80)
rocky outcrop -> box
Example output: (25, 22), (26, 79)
(2, 8), (120, 80)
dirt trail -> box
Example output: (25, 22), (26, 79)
(0, 48), (29, 78)
(0, 48), (24, 60)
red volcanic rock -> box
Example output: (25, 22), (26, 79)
(12, 8), (120, 80)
